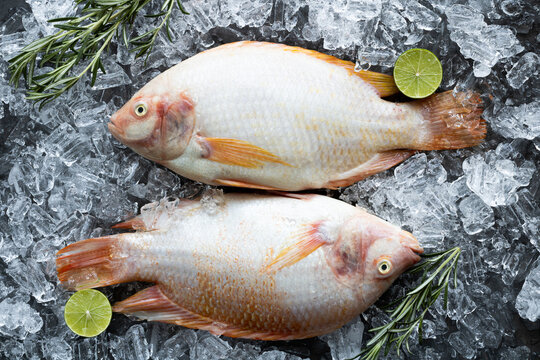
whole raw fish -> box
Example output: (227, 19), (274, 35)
(56, 192), (423, 340)
(109, 41), (485, 191)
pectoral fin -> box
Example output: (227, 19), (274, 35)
(200, 137), (291, 168)
(265, 222), (325, 273)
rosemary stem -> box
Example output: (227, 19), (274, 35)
(9, 0), (187, 108)
(358, 247), (462, 360)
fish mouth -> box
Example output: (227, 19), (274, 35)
(399, 231), (424, 255)
(108, 120), (123, 140)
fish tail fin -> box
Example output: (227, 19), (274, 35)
(56, 236), (132, 290)
(412, 90), (486, 150)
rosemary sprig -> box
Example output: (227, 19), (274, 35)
(356, 247), (461, 360)
(8, 0), (188, 109)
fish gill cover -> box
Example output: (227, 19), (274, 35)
(0, 0), (538, 359)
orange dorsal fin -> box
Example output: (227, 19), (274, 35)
(201, 137), (291, 168)
(208, 41), (399, 97)
(353, 71), (399, 97)
(112, 217), (146, 231)
(265, 222), (325, 273)
(113, 285), (296, 340)
(283, 45), (399, 97)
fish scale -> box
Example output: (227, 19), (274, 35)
(163, 43), (408, 184)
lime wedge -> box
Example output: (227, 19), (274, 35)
(393, 48), (442, 99)
(64, 289), (112, 337)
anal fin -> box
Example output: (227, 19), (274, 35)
(265, 222), (325, 273)
(113, 285), (292, 340)
(326, 150), (415, 188)
(113, 286), (215, 326)
(214, 178), (282, 191)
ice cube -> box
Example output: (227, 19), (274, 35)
(457, 308), (502, 350)
(156, 330), (193, 359)
(346, 0), (382, 21)
(256, 350), (303, 360)
(501, 243), (537, 285)
(200, 188), (225, 215)
(0, 32), (26, 61)
(489, 100), (540, 140)
(27, 0), (75, 35)
(356, 47), (398, 69)
(381, 9), (407, 31)
(73, 337), (108, 360)
(403, 2), (441, 31)
(506, 52), (539, 89)
(6, 258), (55, 303)
(446, 4), (485, 32)
(191, 333), (232, 359)
(0, 339), (25, 358)
(473, 61), (492, 77)
(27, 204), (56, 237)
(6, 195), (31, 224)
(320, 317), (364, 360)
(462, 144), (536, 207)
(73, 102), (108, 128)
(41, 337), (72, 360)
(499, 345), (532, 359)
(515, 259), (540, 322)
(111, 324), (151, 360)
(42, 123), (91, 166)
(90, 61), (132, 91)
(447, 331), (476, 359)
(458, 194), (494, 235)
(0, 297), (43, 338)
(229, 342), (262, 359)
(445, 4), (523, 71)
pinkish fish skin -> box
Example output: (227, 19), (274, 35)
(57, 193), (423, 340)
(108, 41), (485, 191)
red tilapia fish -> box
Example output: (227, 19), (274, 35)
(57, 192), (423, 340)
(108, 41), (485, 191)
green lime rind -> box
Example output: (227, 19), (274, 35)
(64, 289), (112, 337)
(393, 48), (443, 99)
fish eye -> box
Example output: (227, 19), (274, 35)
(134, 102), (148, 117)
(377, 259), (392, 275)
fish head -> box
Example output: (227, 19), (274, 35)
(331, 212), (423, 305)
(108, 88), (195, 162)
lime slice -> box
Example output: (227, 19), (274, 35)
(64, 289), (112, 337)
(393, 48), (442, 99)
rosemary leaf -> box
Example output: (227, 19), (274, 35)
(351, 247), (461, 360)
(8, 0), (187, 109)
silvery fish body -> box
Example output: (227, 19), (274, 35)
(109, 41), (485, 191)
(57, 193), (423, 340)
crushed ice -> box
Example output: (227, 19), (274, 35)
(0, 0), (538, 359)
